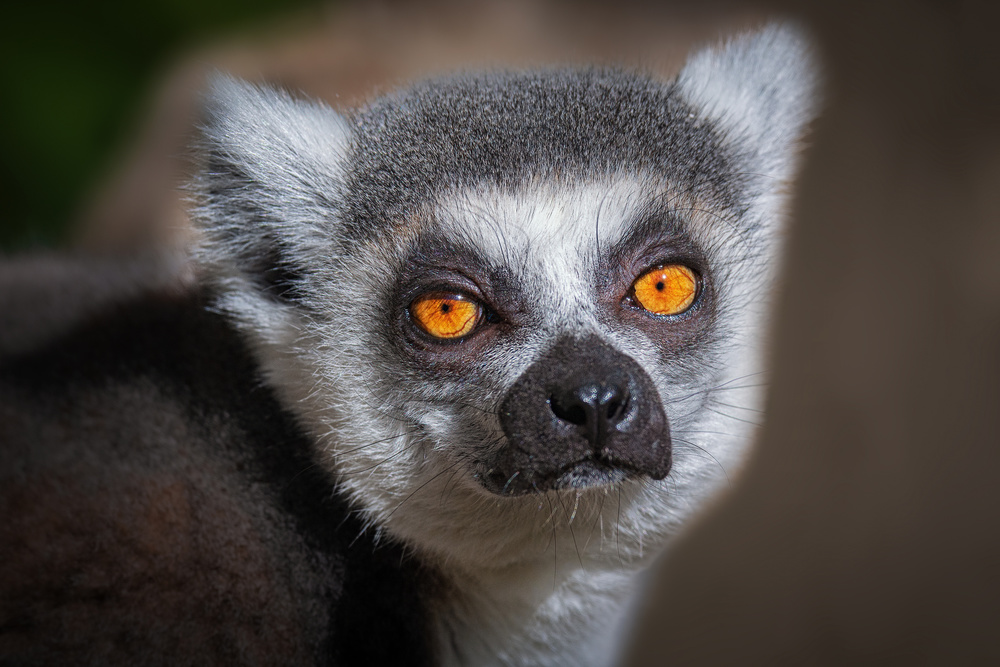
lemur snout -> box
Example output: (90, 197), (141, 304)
(548, 376), (632, 450)
(488, 336), (671, 495)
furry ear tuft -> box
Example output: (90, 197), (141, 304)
(191, 76), (352, 301)
(199, 76), (352, 193)
(677, 22), (820, 186)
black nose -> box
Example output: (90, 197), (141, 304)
(549, 380), (631, 448)
(492, 335), (671, 495)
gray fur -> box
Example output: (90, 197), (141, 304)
(186, 22), (818, 666)
(342, 68), (736, 242)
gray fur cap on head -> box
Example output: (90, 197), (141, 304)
(194, 22), (817, 265)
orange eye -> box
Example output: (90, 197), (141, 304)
(410, 293), (483, 339)
(632, 264), (698, 316)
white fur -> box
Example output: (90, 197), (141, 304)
(677, 22), (818, 186)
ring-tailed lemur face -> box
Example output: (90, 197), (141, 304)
(194, 25), (816, 569)
(363, 177), (729, 500)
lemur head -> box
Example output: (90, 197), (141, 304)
(193, 24), (816, 572)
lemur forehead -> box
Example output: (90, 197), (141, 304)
(393, 176), (706, 311)
(431, 176), (683, 260)
(340, 68), (742, 246)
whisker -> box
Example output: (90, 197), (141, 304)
(583, 489), (608, 552)
(555, 492), (585, 569)
(672, 437), (731, 486)
(712, 400), (765, 414)
(337, 428), (421, 457)
(501, 470), (521, 495)
(616, 486), (624, 569)
(338, 437), (424, 476)
(705, 406), (763, 427)
(384, 459), (465, 522)
(666, 371), (768, 405)
(403, 396), (496, 416)
(544, 491), (558, 590)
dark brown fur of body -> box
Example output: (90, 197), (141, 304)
(0, 285), (439, 666)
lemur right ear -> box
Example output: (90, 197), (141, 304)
(676, 23), (820, 190)
(192, 76), (352, 301)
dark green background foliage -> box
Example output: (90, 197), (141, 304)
(0, 0), (324, 251)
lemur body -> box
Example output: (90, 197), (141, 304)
(0, 25), (816, 666)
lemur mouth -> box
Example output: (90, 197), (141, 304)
(551, 459), (633, 489)
(548, 458), (633, 490)
(480, 461), (624, 495)
(480, 447), (668, 495)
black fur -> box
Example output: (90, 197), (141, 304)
(0, 289), (440, 666)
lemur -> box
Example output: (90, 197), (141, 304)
(0, 23), (816, 666)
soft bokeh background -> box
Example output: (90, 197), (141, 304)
(0, 0), (758, 252)
(9, 1), (999, 662)
(0, 0), (328, 251)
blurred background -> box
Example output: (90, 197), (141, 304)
(5, 1), (1000, 662)
(0, 0), (759, 253)
(1, 0), (318, 251)
(1, 0), (348, 251)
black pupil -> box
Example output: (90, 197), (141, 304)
(655, 281), (665, 291)
(440, 303), (452, 313)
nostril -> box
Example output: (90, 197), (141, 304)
(549, 381), (631, 433)
(599, 384), (630, 426)
(606, 395), (628, 422)
(548, 394), (588, 426)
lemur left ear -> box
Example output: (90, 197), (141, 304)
(192, 76), (352, 302)
(676, 22), (820, 187)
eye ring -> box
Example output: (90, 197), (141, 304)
(628, 264), (699, 317)
(409, 292), (484, 340)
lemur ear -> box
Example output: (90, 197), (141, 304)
(676, 22), (820, 186)
(192, 76), (352, 301)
